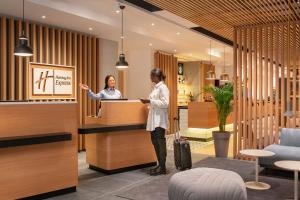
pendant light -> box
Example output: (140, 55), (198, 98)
(206, 40), (216, 80)
(14, 0), (33, 57)
(220, 46), (230, 82)
(116, 5), (128, 69)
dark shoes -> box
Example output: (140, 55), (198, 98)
(150, 166), (167, 176)
(150, 165), (160, 173)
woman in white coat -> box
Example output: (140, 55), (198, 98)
(140, 68), (169, 176)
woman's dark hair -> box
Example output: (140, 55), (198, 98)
(104, 75), (116, 89)
(150, 68), (166, 81)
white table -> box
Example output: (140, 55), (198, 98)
(240, 149), (275, 190)
(275, 161), (300, 200)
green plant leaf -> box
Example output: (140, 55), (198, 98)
(203, 83), (234, 132)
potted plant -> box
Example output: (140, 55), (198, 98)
(204, 83), (234, 158)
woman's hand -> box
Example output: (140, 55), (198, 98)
(140, 99), (150, 104)
(79, 83), (90, 91)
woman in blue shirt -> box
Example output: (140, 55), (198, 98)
(79, 75), (122, 99)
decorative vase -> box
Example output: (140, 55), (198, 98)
(212, 131), (231, 158)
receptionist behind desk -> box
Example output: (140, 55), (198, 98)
(79, 75), (122, 99)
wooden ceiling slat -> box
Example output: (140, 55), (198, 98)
(146, 0), (300, 43)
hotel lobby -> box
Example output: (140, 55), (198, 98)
(0, 0), (300, 200)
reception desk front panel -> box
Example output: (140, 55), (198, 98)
(81, 100), (156, 173)
(0, 102), (78, 199)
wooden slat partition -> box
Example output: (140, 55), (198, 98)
(0, 16), (101, 151)
(154, 51), (178, 134)
(233, 21), (300, 157)
(233, 29), (238, 156)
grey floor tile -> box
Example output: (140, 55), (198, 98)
(50, 148), (209, 200)
(95, 194), (134, 200)
(48, 188), (103, 200)
(79, 176), (134, 194)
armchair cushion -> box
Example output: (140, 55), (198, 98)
(259, 144), (300, 168)
(280, 128), (300, 147)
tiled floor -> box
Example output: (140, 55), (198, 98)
(49, 139), (212, 200)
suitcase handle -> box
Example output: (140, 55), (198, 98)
(173, 117), (180, 140)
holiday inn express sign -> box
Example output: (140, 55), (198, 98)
(29, 63), (76, 100)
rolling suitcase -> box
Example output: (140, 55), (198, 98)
(173, 117), (192, 170)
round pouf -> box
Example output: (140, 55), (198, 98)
(168, 168), (247, 200)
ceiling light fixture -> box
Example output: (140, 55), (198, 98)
(116, 10), (120, 13)
(41, 15), (46, 19)
(149, 43), (153, 46)
(220, 46), (230, 82)
(88, 27), (93, 31)
(176, 32), (181, 35)
(151, 23), (155, 26)
(206, 40), (216, 80)
(14, 0), (33, 57)
(115, 5), (128, 69)
(174, 49), (177, 52)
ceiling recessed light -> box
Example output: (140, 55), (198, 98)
(41, 15), (46, 19)
(174, 49), (177, 52)
(176, 32), (181, 35)
(120, 36), (124, 39)
(149, 43), (153, 46)
(116, 10), (120, 13)
(151, 23), (155, 26)
(88, 27), (93, 31)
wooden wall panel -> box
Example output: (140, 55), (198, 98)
(1, 17), (7, 100)
(233, 22), (300, 157)
(8, 18), (15, 100)
(154, 51), (178, 134)
(0, 16), (101, 150)
(16, 20), (23, 100)
(87, 37), (92, 117)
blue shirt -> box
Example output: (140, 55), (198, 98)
(87, 88), (122, 100)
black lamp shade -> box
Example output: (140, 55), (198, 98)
(14, 35), (33, 57)
(116, 53), (128, 69)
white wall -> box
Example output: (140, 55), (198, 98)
(97, 38), (155, 99)
(98, 38), (119, 90)
(124, 48), (154, 99)
(183, 61), (201, 101)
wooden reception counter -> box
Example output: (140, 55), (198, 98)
(188, 101), (233, 128)
(0, 102), (78, 199)
(80, 100), (156, 174)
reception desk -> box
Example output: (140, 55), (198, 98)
(188, 101), (233, 128)
(0, 102), (78, 199)
(80, 100), (156, 174)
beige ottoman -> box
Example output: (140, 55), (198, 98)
(168, 168), (247, 200)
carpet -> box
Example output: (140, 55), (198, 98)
(116, 157), (298, 200)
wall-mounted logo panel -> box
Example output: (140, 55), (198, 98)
(29, 63), (76, 100)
